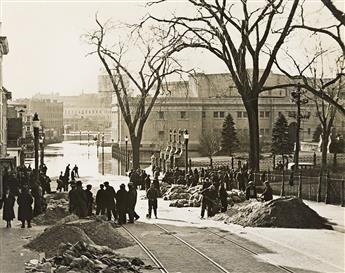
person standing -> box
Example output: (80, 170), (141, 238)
(95, 184), (106, 215)
(103, 181), (117, 221)
(73, 165), (79, 178)
(116, 184), (129, 225)
(85, 184), (94, 216)
(127, 182), (139, 223)
(219, 183), (228, 213)
(144, 174), (151, 191)
(146, 183), (158, 219)
(0, 189), (16, 228)
(73, 181), (88, 218)
(245, 181), (257, 200)
(17, 186), (33, 228)
(260, 181), (273, 201)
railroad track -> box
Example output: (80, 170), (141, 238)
(122, 223), (300, 273)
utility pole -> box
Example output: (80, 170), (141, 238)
(102, 133), (105, 175)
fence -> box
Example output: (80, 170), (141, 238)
(258, 171), (345, 206)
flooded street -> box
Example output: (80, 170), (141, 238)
(25, 141), (128, 190)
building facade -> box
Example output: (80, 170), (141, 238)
(0, 27), (9, 157)
(111, 72), (344, 157)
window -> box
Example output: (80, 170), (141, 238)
(243, 111), (247, 118)
(260, 111), (264, 118)
(307, 128), (311, 135)
(202, 111), (206, 118)
(180, 111), (186, 119)
(237, 111), (242, 118)
(26, 126), (31, 131)
(158, 131), (165, 140)
(213, 112), (219, 118)
(260, 128), (264, 135)
(265, 128), (270, 135)
(158, 111), (164, 119)
(265, 111), (270, 118)
(220, 111), (225, 118)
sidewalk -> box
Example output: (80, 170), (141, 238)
(303, 199), (345, 232)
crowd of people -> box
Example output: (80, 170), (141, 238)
(1, 159), (274, 228)
(0, 163), (51, 228)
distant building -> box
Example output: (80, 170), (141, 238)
(111, 72), (345, 158)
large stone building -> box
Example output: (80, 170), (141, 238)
(111, 71), (345, 158)
(0, 26), (9, 157)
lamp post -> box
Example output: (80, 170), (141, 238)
(32, 113), (40, 185)
(125, 136), (128, 172)
(291, 84), (308, 171)
(184, 129), (189, 172)
(39, 132), (45, 168)
(87, 130), (90, 146)
(97, 131), (100, 157)
(102, 133), (105, 175)
(79, 130), (82, 145)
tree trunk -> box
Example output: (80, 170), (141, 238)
(321, 130), (329, 168)
(244, 96), (260, 171)
(130, 135), (141, 170)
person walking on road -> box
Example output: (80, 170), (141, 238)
(17, 186), (33, 228)
(85, 184), (94, 216)
(127, 182), (139, 223)
(146, 183), (159, 219)
(0, 188), (16, 228)
(103, 181), (117, 221)
(116, 184), (129, 225)
(95, 184), (106, 215)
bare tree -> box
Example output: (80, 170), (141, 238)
(146, 0), (300, 171)
(199, 131), (221, 167)
(85, 17), (189, 169)
(321, 0), (345, 26)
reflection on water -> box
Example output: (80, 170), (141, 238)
(25, 141), (125, 178)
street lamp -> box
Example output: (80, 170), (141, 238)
(184, 129), (189, 172)
(125, 136), (129, 172)
(102, 133), (105, 175)
(97, 131), (100, 157)
(291, 84), (308, 171)
(87, 130), (90, 146)
(32, 113), (40, 184)
(39, 132), (45, 168)
(79, 130), (82, 145)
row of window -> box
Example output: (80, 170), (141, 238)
(65, 109), (111, 115)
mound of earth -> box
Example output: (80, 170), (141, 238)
(26, 216), (133, 257)
(214, 197), (329, 229)
(25, 224), (94, 257)
(25, 241), (149, 273)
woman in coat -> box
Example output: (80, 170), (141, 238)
(0, 188), (16, 228)
(17, 186), (33, 228)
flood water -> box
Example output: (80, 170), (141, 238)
(25, 141), (125, 179)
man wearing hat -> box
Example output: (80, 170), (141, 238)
(103, 181), (117, 221)
(116, 184), (129, 225)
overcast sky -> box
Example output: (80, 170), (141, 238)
(0, 0), (342, 99)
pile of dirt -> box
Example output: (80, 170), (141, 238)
(214, 197), (329, 229)
(33, 192), (70, 225)
(160, 182), (171, 195)
(25, 241), (150, 273)
(26, 216), (133, 257)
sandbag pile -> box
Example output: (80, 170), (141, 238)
(25, 241), (149, 273)
(33, 193), (70, 225)
(215, 197), (329, 229)
(167, 186), (246, 208)
(160, 182), (172, 195)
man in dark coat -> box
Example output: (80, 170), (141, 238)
(96, 184), (106, 215)
(85, 184), (94, 216)
(68, 182), (77, 213)
(103, 181), (117, 221)
(219, 183), (228, 213)
(0, 188), (16, 228)
(144, 175), (151, 191)
(146, 183), (158, 219)
(17, 186), (33, 228)
(73, 181), (88, 218)
(260, 181), (273, 201)
(116, 184), (129, 225)
(127, 182), (139, 223)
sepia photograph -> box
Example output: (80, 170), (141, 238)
(0, 0), (344, 272)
